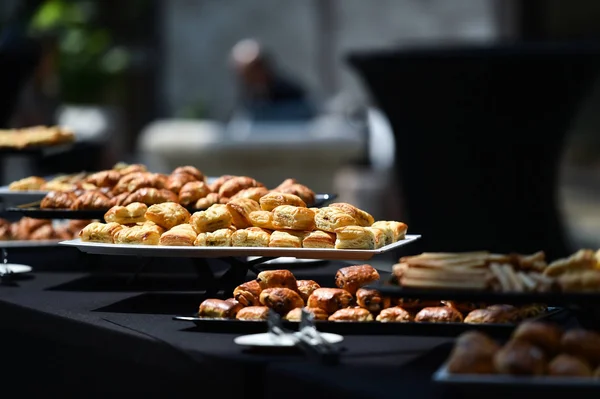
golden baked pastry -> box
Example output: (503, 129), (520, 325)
(172, 166), (205, 182)
(302, 230), (335, 248)
(112, 172), (146, 194)
(198, 298), (243, 318)
(256, 269), (298, 291)
(41, 191), (77, 209)
(306, 288), (353, 314)
(329, 307), (373, 322)
(371, 221), (408, 242)
(123, 187), (178, 206)
(236, 306), (271, 320)
(259, 287), (304, 315)
(104, 202), (147, 224)
(329, 203), (374, 227)
(226, 198), (261, 229)
(366, 227), (387, 248)
(165, 172), (198, 194)
(355, 288), (391, 313)
(115, 163), (147, 175)
(113, 225), (161, 245)
(558, 270), (600, 292)
(511, 321), (563, 356)
(231, 227), (271, 247)
(296, 280), (320, 302)
(414, 306), (464, 323)
(314, 207), (357, 233)
(195, 193), (220, 209)
(284, 307), (329, 321)
(494, 340), (547, 375)
(124, 173), (167, 193)
(269, 230), (305, 248)
(208, 175), (236, 193)
(335, 264), (380, 295)
(276, 183), (315, 205)
(218, 176), (264, 199)
(178, 181), (211, 206)
(194, 228), (235, 247)
(560, 329), (600, 367)
(9, 176), (45, 191)
(544, 249), (597, 277)
(272, 205), (315, 231)
(464, 308), (515, 324)
(189, 204), (233, 233)
(67, 219), (92, 236)
(233, 280), (263, 306)
(248, 210), (276, 230)
(13, 218), (50, 240)
(334, 225), (377, 249)
(109, 192), (130, 207)
(29, 224), (56, 240)
(159, 224), (197, 246)
(145, 202), (191, 230)
(230, 186), (270, 202)
(548, 354), (593, 377)
(376, 306), (414, 322)
(71, 191), (111, 210)
(85, 170), (122, 188)
(259, 192), (306, 211)
(447, 331), (500, 374)
(442, 301), (484, 314)
(79, 222), (124, 243)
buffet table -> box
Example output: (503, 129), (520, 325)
(0, 261), (454, 399)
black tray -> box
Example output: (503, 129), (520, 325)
(7, 193), (338, 220)
(367, 281), (600, 306)
(173, 307), (567, 337)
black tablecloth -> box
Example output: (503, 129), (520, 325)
(0, 259), (454, 398)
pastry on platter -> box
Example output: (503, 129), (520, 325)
(259, 287), (304, 315)
(464, 308), (516, 324)
(109, 192), (130, 207)
(248, 210), (276, 230)
(208, 174), (236, 193)
(269, 230), (305, 248)
(329, 203), (374, 227)
(166, 172), (198, 194)
(226, 198), (261, 229)
(306, 288), (353, 314)
(329, 307), (373, 322)
(235, 306), (271, 321)
(230, 186), (269, 202)
(314, 207), (357, 233)
(371, 221), (408, 242)
(71, 190), (111, 210)
(113, 224), (161, 245)
(104, 202), (147, 225)
(233, 280), (262, 306)
(145, 202), (191, 230)
(414, 306), (464, 323)
(376, 306), (414, 322)
(125, 173), (167, 193)
(256, 269), (298, 291)
(178, 181), (211, 206)
(335, 264), (380, 295)
(272, 205), (315, 231)
(29, 224), (56, 240)
(189, 204), (233, 233)
(85, 170), (122, 188)
(9, 176), (45, 191)
(218, 176), (264, 199)
(159, 223), (197, 246)
(79, 222), (124, 243)
(284, 307), (329, 321)
(259, 192), (306, 212)
(355, 288), (391, 313)
(334, 225), (377, 250)
(230, 227), (271, 247)
(302, 230), (335, 249)
(194, 227), (235, 247)
(198, 298), (243, 318)
(115, 163), (147, 176)
(112, 172), (146, 194)
(275, 183), (315, 205)
(296, 280), (320, 302)
(123, 187), (178, 206)
(41, 191), (77, 209)
(511, 321), (562, 356)
(171, 166), (204, 182)
(195, 193), (220, 210)
(366, 227), (387, 248)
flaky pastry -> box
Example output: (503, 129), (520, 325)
(189, 204), (233, 233)
(314, 207), (357, 232)
(231, 227), (271, 247)
(302, 230), (335, 248)
(145, 202), (191, 230)
(329, 203), (374, 227)
(194, 228), (235, 247)
(79, 222), (123, 243)
(272, 205), (315, 231)
(104, 202), (147, 224)
(114, 225), (161, 245)
(159, 224), (197, 246)
(226, 198), (261, 229)
(259, 192), (306, 211)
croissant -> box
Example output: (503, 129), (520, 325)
(178, 181), (211, 206)
(218, 176), (264, 199)
(71, 191), (111, 210)
(40, 191), (77, 209)
(123, 188), (178, 206)
(230, 187), (269, 202)
(277, 183), (315, 205)
(172, 166), (205, 182)
(112, 172), (147, 194)
(208, 175), (236, 193)
(116, 163), (147, 175)
(109, 192), (130, 207)
(165, 172), (198, 193)
(195, 193), (220, 209)
(29, 224), (56, 240)
(85, 170), (122, 188)
(125, 173), (167, 193)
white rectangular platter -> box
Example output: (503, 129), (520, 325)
(59, 234), (420, 260)
(0, 239), (63, 248)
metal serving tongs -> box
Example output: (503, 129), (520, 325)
(267, 310), (340, 365)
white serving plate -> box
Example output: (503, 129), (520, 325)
(59, 234), (420, 260)
(0, 264), (32, 274)
(234, 332), (343, 347)
(0, 239), (63, 248)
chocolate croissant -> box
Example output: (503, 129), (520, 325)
(233, 280), (263, 306)
(335, 264), (380, 295)
(259, 287), (304, 315)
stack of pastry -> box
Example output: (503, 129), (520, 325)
(0, 125), (75, 149)
(0, 218), (90, 241)
(393, 249), (600, 293)
(195, 264), (546, 324)
(446, 322), (600, 378)
(79, 199), (408, 250)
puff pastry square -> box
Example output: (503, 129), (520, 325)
(145, 202), (191, 230)
(114, 225), (161, 245)
(189, 204), (233, 233)
(248, 210), (276, 230)
(334, 226), (376, 250)
(195, 193), (220, 209)
(230, 187), (269, 202)
(79, 222), (123, 243)
(272, 205), (315, 231)
(268, 230), (305, 248)
(231, 227), (271, 247)
(371, 221), (408, 242)
(226, 198), (261, 229)
(104, 202), (147, 225)
(329, 203), (374, 227)
(159, 223), (197, 246)
(259, 192), (306, 211)
(314, 207), (357, 233)
(194, 227), (235, 247)
(302, 230), (335, 249)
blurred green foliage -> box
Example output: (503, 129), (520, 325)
(29, 0), (130, 104)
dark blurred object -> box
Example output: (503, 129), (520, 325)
(230, 38), (315, 122)
(349, 43), (600, 260)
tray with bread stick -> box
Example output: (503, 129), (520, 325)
(173, 265), (567, 337)
(368, 249), (600, 306)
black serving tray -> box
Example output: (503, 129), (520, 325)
(367, 281), (600, 307)
(7, 193), (337, 220)
(173, 307), (567, 337)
